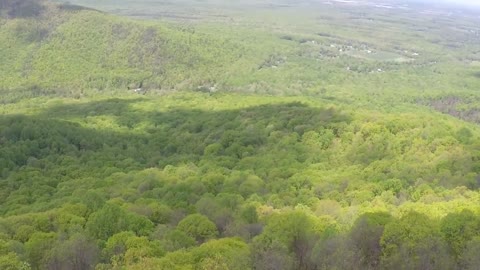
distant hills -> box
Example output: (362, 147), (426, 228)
(0, 0), (259, 95)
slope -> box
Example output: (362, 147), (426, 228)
(0, 0), (266, 96)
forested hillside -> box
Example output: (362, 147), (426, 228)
(0, 0), (274, 96)
(2, 0), (480, 269)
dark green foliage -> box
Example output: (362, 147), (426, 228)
(350, 212), (392, 269)
(47, 234), (99, 270)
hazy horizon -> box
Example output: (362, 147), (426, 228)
(413, 0), (480, 7)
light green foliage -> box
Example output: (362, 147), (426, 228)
(440, 210), (480, 259)
(158, 238), (250, 270)
(0, 3), (263, 95)
(156, 250), (195, 270)
(380, 212), (448, 268)
(240, 205), (258, 224)
(255, 210), (330, 248)
(192, 238), (251, 270)
(86, 204), (131, 240)
(86, 204), (153, 240)
(25, 232), (56, 270)
(99, 231), (165, 269)
(148, 203), (173, 225)
(0, 253), (29, 270)
(162, 230), (196, 252)
(177, 214), (218, 243)
(1, 0), (480, 269)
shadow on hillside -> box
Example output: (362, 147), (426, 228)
(58, 3), (99, 12)
(0, 0), (45, 18)
(40, 98), (145, 119)
(0, 98), (356, 212)
(1, 98), (351, 171)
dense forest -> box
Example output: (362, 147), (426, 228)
(2, 0), (480, 269)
